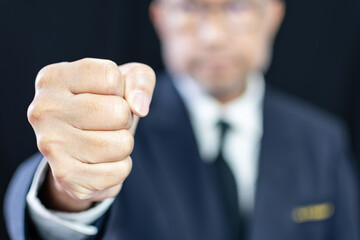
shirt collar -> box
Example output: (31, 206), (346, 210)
(172, 72), (265, 135)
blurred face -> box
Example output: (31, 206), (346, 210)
(151, 0), (284, 103)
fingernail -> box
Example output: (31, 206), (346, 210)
(131, 91), (151, 116)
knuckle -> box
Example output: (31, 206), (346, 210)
(79, 57), (93, 63)
(27, 102), (40, 125)
(122, 157), (133, 180)
(27, 100), (53, 124)
(107, 160), (132, 186)
(104, 184), (123, 199)
(104, 62), (122, 94)
(90, 158), (133, 192)
(78, 58), (98, 68)
(80, 95), (100, 114)
(35, 62), (70, 90)
(103, 168), (117, 183)
(113, 158), (132, 185)
(77, 58), (110, 74)
(95, 137), (111, 151)
(52, 167), (67, 186)
(76, 58), (97, 76)
(37, 134), (56, 156)
(35, 66), (52, 89)
(114, 99), (133, 129)
(92, 175), (114, 191)
(119, 131), (134, 157)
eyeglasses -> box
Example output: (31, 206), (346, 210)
(161, 0), (264, 32)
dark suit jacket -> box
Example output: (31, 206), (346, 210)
(5, 73), (359, 240)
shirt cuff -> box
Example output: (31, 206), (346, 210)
(26, 157), (114, 240)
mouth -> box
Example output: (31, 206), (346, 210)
(198, 58), (233, 71)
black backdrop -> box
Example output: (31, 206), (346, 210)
(0, 0), (359, 239)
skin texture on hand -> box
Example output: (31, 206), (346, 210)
(28, 58), (156, 212)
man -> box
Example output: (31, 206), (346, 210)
(5, 0), (359, 239)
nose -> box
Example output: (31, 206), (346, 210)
(197, 12), (228, 48)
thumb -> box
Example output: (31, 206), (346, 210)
(119, 63), (156, 118)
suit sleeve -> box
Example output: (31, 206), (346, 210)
(4, 153), (113, 240)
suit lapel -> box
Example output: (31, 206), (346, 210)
(250, 86), (299, 240)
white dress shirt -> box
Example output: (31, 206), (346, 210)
(172, 73), (265, 214)
(27, 73), (265, 239)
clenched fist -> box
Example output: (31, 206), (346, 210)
(27, 58), (156, 212)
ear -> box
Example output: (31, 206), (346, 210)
(149, 1), (167, 39)
(266, 0), (286, 38)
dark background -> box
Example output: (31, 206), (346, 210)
(0, 0), (359, 239)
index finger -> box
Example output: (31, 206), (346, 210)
(64, 58), (125, 96)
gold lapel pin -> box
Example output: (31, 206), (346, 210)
(292, 202), (334, 223)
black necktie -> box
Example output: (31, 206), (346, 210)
(214, 121), (243, 240)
